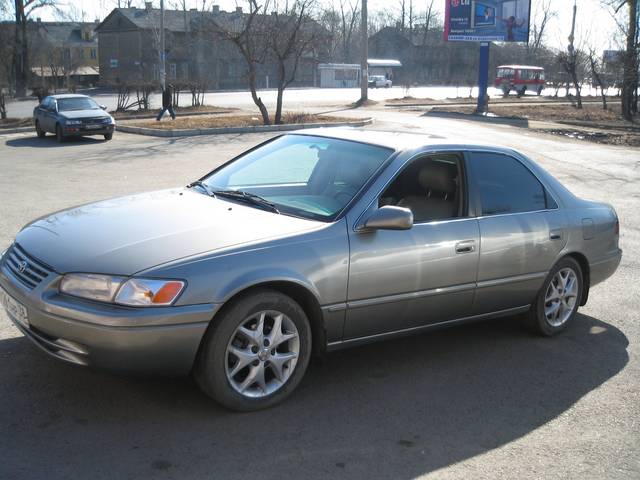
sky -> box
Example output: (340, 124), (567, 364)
(6, 0), (625, 53)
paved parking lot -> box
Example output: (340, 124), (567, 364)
(1, 110), (638, 479)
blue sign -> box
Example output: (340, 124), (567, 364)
(444, 0), (531, 42)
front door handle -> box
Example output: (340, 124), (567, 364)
(455, 240), (476, 254)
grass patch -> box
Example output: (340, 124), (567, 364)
(0, 117), (32, 128)
(130, 112), (355, 130)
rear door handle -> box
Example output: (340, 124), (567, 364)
(550, 230), (562, 240)
(455, 240), (476, 254)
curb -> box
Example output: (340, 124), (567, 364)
(114, 109), (233, 121)
(116, 118), (374, 137)
(0, 126), (33, 135)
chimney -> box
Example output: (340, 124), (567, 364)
(145, 1), (152, 12)
(235, 6), (242, 13)
(212, 5), (220, 14)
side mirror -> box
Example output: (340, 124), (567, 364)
(361, 206), (413, 231)
(100, 104), (107, 110)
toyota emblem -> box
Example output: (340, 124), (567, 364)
(18, 261), (28, 273)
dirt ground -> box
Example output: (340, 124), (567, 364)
(428, 103), (640, 147)
(130, 112), (354, 130)
(112, 105), (232, 119)
(388, 95), (621, 106)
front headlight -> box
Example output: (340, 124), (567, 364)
(65, 120), (82, 125)
(60, 273), (125, 302)
(59, 274), (185, 306)
(115, 278), (185, 306)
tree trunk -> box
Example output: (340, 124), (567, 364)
(621, 0), (638, 120)
(248, 64), (270, 125)
(13, 0), (27, 97)
(274, 59), (286, 124)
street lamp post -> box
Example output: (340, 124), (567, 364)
(360, 0), (368, 103)
(160, 0), (166, 91)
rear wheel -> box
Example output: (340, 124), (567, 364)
(55, 124), (65, 143)
(35, 121), (46, 138)
(195, 289), (312, 411)
(525, 257), (583, 336)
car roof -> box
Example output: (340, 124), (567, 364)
(291, 127), (518, 154)
(497, 65), (544, 70)
(48, 94), (91, 99)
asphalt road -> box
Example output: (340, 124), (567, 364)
(0, 108), (638, 479)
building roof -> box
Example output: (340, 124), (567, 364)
(368, 59), (402, 68)
(497, 65), (544, 70)
(34, 21), (98, 46)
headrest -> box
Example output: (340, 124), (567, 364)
(418, 162), (456, 194)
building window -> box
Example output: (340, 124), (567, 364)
(169, 63), (177, 79)
(90, 48), (97, 59)
(110, 58), (118, 68)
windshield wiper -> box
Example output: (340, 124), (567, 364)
(213, 190), (280, 214)
(187, 180), (216, 197)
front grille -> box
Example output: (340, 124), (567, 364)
(82, 117), (110, 125)
(1, 243), (54, 290)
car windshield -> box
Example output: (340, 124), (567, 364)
(201, 134), (394, 221)
(57, 97), (100, 112)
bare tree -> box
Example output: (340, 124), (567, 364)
(207, 1), (271, 124)
(12, 0), (60, 97)
(589, 49), (608, 110)
(339, 0), (359, 62)
(604, 0), (638, 119)
(528, 0), (556, 58)
(269, 0), (319, 124)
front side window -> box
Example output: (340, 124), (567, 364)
(57, 97), (100, 111)
(469, 152), (547, 215)
(379, 153), (465, 223)
(202, 135), (393, 221)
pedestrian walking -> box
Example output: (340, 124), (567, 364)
(156, 84), (176, 121)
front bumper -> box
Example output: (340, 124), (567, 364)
(63, 124), (115, 136)
(0, 265), (217, 376)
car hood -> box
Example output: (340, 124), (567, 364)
(16, 189), (324, 275)
(59, 109), (111, 120)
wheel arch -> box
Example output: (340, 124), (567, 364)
(563, 252), (590, 306)
(211, 280), (327, 358)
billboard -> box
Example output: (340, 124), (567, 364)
(444, 0), (531, 42)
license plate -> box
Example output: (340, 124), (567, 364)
(85, 124), (102, 130)
(0, 285), (29, 328)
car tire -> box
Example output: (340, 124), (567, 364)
(35, 121), (46, 138)
(55, 124), (65, 143)
(194, 289), (312, 411)
(104, 133), (113, 141)
(525, 257), (583, 336)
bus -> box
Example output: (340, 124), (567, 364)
(495, 65), (545, 97)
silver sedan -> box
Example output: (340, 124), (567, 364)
(0, 129), (621, 411)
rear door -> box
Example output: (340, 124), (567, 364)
(467, 151), (566, 314)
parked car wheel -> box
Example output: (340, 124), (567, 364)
(35, 121), (46, 138)
(55, 124), (65, 143)
(195, 289), (312, 411)
(104, 133), (113, 141)
(525, 257), (583, 336)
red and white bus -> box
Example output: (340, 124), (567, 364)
(495, 65), (546, 97)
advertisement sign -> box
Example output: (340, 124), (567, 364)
(444, 0), (531, 42)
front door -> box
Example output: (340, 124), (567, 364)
(344, 152), (480, 340)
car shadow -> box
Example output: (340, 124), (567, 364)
(4, 135), (107, 148)
(0, 313), (628, 479)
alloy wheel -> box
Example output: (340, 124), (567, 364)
(544, 267), (579, 327)
(225, 310), (300, 398)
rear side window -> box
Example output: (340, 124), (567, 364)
(469, 152), (548, 215)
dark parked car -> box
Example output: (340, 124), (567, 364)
(33, 94), (115, 142)
(0, 129), (622, 411)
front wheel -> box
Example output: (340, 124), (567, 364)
(195, 289), (312, 411)
(55, 124), (65, 143)
(525, 257), (583, 336)
(104, 132), (113, 140)
(35, 121), (46, 138)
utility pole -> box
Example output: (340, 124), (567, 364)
(160, 0), (166, 91)
(359, 0), (368, 103)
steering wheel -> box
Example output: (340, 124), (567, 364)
(332, 185), (358, 203)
